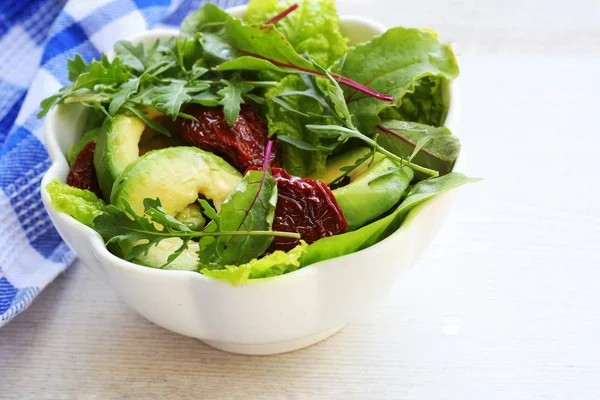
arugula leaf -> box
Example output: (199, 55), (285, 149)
(45, 179), (106, 227)
(123, 104), (171, 137)
(378, 121), (460, 177)
(245, 0), (348, 67)
(68, 54), (89, 82)
(108, 78), (139, 115)
(335, 27), (459, 133)
(300, 172), (481, 266)
(93, 197), (296, 266)
(114, 41), (147, 72)
(37, 86), (72, 117)
(153, 80), (210, 118)
(202, 167), (278, 266)
(201, 241), (307, 285)
(190, 90), (220, 106)
(73, 56), (129, 90)
(217, 79), (253, 125)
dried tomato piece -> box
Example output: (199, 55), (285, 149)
(66, 141), (102, 197)
(261, 167), (347, 252)
(174, 104), (280, 171)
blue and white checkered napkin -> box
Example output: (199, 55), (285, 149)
(0, 0), (248, 326)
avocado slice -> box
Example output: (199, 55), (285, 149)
(134, 238), (200, 271)
(94, 115), (147, 198)
(329, 149), (414, 231)
(175, 203), (206, 231)
(321, 147), (386, 186)
(111, 146), (242, 216)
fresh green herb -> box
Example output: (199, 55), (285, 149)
(93, 197), (298, 267)
(377, 121), (460, 177)
(200, 156), (278, 266)
(38, 33), (262, 125)
(217, 78), (253, 125)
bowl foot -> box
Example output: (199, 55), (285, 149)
(200, 324), (346, 355)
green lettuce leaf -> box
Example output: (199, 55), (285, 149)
(378, 120), (460, 177)
(201, 241), (307, 284)
(265, 75), (332, 177)
(45, 179), (106, 226)
(200, 168), (278, 266)
(185, 3), (321, 75)
(300, 172), (480, 266)
(335, 27), (459, 134)
(245, 0), (348, 67)
(379, 76), (447, 127)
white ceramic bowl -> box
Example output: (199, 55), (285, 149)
(41, 7), (461, 355)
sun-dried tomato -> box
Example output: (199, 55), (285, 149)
(261, 167), (348, 252)
(66, 141), (102, 198)
(174, 104), (280, 171)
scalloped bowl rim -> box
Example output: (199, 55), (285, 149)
(41, 10), (462, 289)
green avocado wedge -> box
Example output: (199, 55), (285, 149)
(134, 237), (201, 271)
(94, 115), (147, 198)
(111, 146), (242, 217)
(111, 146), (242, 270)
(326, 147), (413, 231)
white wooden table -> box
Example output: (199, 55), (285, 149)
(2, 1), (599, 398)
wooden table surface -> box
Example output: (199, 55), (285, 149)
(2, 1), (599, 398)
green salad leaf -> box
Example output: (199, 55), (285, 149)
(300, 172), (480, 266)
(335, 27), (459, 134)
(45, 179), (106, 226)
(93, 196), (296, 266)
(379, 76), (447, 127)
(245, 0), (348, 67)
(266, 75), (332, 177)
(378, 121), (461, 177)
(200, 167), (278, 266)
(201, 241), (307, 285)
(217, 79), (253, 125)
(269, 68), (440, 177)
(180, 1), (230, 36)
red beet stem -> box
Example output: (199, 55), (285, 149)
(263, 140), (274, 171)
(237, 49), (395, 103)
(265, 4), (299, 25)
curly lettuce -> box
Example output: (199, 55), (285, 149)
(45, 179), (106, 226)
(201, 241), (308, 284)
(245, 0), (348, 67)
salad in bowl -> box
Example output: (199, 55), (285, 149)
(40, 0), (477, 353)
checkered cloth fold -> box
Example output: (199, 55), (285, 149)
(0, 0), (247, 326)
